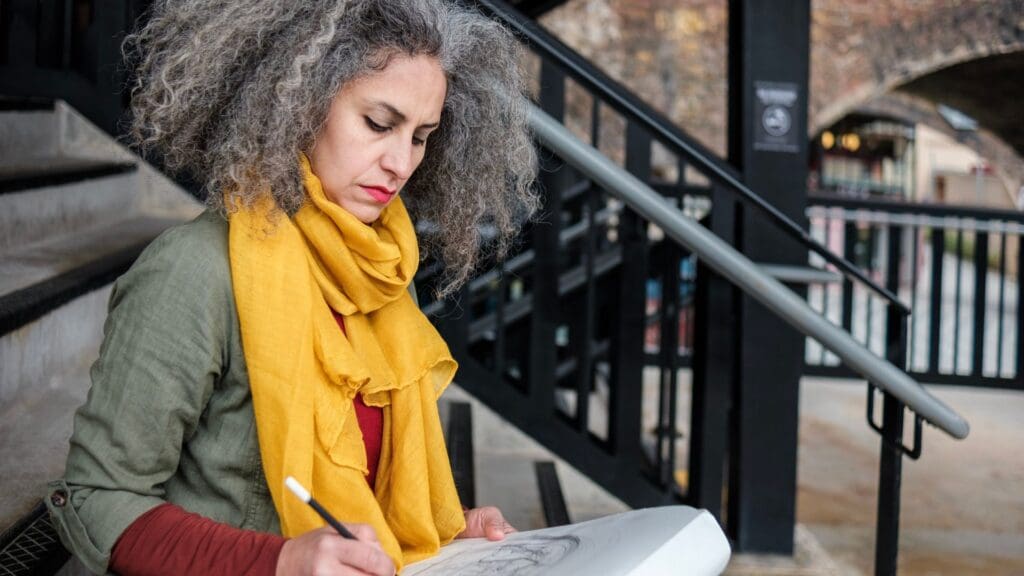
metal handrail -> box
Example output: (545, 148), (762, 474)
(474, 0), (908, 315)
(809, 193), (1024, 223)
(530, 105), (970, 440)
(809, 206), (1024, 236)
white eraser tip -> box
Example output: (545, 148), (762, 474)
(285, 476), (311, 503)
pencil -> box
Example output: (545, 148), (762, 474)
(284, 476), (358, 540)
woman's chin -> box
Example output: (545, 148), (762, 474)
(338, 203), (383, 225)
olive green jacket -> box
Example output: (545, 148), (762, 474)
(48, 211), (280, 574)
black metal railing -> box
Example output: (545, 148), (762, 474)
(0, 0), (151, 135)
(427, 2), (969, 575)
(806, 194), (1024, 391)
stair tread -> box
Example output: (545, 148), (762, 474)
(0, 216), (177, 295)
(0, 216), (185, 335)
(0, 158), (137, 194)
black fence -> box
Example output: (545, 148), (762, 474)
(805, 195), (1024, 391)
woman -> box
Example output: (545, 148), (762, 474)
(46, 1), (538, 574)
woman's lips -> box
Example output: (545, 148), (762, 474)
(360, 185), (396, 204)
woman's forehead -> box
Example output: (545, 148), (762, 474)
(339, 55), (447, 121)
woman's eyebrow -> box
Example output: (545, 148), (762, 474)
(370, 100), (440, 129)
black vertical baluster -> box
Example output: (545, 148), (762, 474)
(886, 224), (903, 361)
(996, 231), (1008, 375)
(34, 0), (61, 68)
(572, 173), (597, 433)
(929, 228), (945, 375)
(1016, 233), (1024, 387)
(688, 183), (736, 519)
(61, 0), (73, 69)
(864, 224), (877, 350)
(658, 197), (683, 487)
(820, 214), (832, 365)
(444, 285), (471, 363)
(609, 121), (650, 469)
(655, 241), (669, 478)
(953, 227), (964, 373)
(665, 248), (682, 493)
(495, 267), (507, 383)
(842, 220), (856, 334)
(909, 224), (920, 370)
(529, 59), (566, 417)
(972, 230), (988, 377)
(7, 0), (38, 67)
(573, 94), (602, 430)
(573, 94), (601, 431)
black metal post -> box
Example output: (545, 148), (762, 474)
(875, 388), (906, 576)
(726, 0), (810, 553)
(875, 224), (909, 576)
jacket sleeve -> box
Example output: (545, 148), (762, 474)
(46, 218), (235, 575)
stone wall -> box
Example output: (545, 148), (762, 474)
(539, 0), (1023, 174)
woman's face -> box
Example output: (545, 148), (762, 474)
(309, 54), (447, 223)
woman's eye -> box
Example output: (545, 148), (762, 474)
(412, 136), (426, 146)
(365, 117), (389, 133)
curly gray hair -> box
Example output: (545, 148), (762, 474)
(124, 0), (538, 295)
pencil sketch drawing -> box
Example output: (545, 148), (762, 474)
(403, 506), (731, 576)
(420, 535), (580, 575)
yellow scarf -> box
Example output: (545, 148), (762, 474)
(228, 155), (465, 570)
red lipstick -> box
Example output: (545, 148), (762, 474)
(360, 185), (396, 204)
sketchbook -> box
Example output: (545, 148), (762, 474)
(403, 506), (731, 576)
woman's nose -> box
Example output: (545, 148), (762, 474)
(380, 142), (415, 180)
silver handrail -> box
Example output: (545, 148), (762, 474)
(529, 106), (970, 440)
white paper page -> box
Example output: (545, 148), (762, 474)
(403, 506), (730, 576)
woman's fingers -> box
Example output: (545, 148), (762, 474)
(277, 525), (395, 576)
(458, 506), (517, 540)
(333, 537), (395, 576)
(345, 523), (385, 550)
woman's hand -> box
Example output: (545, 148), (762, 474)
(276, 525), (395, 576)
(457, 506), (517, 541)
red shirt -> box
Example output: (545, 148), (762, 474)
(109, 313), (382, 575)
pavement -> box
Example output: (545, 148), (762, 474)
(796, 376), (1024, 576)
(448, 372), (1024, 575)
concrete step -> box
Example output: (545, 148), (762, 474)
(0, 168), (143, 255)
(0, 214), (176, 299)
(0, 158), (137, 195)
(0, 99), (132, 168)
(0, 216), (188, 408)
(0, 219), (186, 535)
(0, 97), (201, 574)
(0, 99), (59, 161)
(442, 383), (630, 531)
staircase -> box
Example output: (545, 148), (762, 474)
(0, 97), (201, 569)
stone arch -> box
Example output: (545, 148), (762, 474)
(811, 0), (1024, 134)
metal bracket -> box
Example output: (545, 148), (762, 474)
(866, 384), (924, 460)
